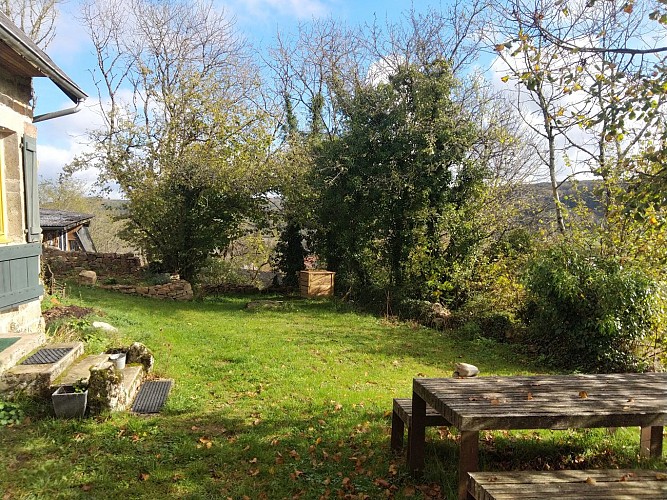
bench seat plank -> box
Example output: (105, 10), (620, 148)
(391, 398), (450, 451)
(468, 469), (667, 500)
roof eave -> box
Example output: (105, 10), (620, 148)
(0, 13), (87, 103)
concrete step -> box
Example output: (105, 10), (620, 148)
(56, 354), (110, 387)
(0, 332), (46, 376)
(0, 342), (84, 397)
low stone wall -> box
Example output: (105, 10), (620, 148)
(99, 280), (193, 301)
(43, 247), (142, 277)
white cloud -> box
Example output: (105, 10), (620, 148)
(35, 99), (104, 192)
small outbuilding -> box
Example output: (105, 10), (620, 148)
(41, 209), (96, 252)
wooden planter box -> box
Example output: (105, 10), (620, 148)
(299, 271), (335, 298)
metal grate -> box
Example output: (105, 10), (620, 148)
(132, 380), (173, 414)
(21, 347), (72, 365)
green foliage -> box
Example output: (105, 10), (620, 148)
(272, 222), (307, 287)
(523, 242), (664, 372)
(0, 399), (23, 426)
(195, 257), (253, 287)
(315, 61), (480, 303)
(74, 0), (275, 281)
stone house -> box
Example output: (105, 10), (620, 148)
(0, 13), (86, 332)
(41, 209), (96, 252)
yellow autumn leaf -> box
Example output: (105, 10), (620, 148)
(501, 75), (510, 83)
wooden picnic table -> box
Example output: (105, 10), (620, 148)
(408, 373), (667, 500)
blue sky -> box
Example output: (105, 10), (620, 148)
(32, 0), (453, 185)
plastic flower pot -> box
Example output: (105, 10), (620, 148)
(108, 353), (126, 370)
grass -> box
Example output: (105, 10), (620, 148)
(1, 286), (664, 499)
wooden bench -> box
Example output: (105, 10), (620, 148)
(391, 398), (450, 452)
(467, 469), (667, 499)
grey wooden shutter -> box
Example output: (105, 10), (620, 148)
(22, 136), (40, 243)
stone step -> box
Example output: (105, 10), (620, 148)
(0, 342), (84, 397)
(56, 354), (110, 387)
(0, 332), (46, 376)
(87, 361), (145, 414)
(118, 365), (144, 412)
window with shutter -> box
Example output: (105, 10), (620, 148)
(23, 136), (40, 244)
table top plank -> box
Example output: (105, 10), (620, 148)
(414, 373), (667, 431)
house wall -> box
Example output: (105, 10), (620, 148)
(0, 69), (43, 334)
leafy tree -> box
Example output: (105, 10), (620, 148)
(315, 61), (479, 303)
(72, 0), (274, 280)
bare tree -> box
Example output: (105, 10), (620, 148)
(2, 0), (61, 47)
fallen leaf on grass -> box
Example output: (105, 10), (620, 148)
(81, 484), (92, 492)
(138, 473), (150, 482)
(402, 486), (416, 497)
(374, 478), (390, 488)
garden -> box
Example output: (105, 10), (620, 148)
(0, 286), (663, 499)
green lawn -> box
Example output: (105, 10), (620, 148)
(1, 287), (662, 499)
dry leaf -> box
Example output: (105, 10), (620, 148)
(139, 473), (150, 482)
(526, 392), (533, 400)
(585, 477), (596, 484)
(656, 473), (667, 481)
(579, 391), (588, 399)
(81, 484), (92, 492)
(375, 478), (390, 488)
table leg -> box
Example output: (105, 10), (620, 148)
(640, 426), (663, 458)
(408, 391), (426, 475)
(458, 430), (479, 500)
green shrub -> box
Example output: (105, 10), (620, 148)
(195, 257), (253, 287)
(523, 243), (664, 372)
(0, 399), (24, 426)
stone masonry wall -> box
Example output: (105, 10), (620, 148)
(99, 280), (193, 301)
(43, 247), (142, 277)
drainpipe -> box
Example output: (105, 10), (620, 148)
(33, 99), (84, 123)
